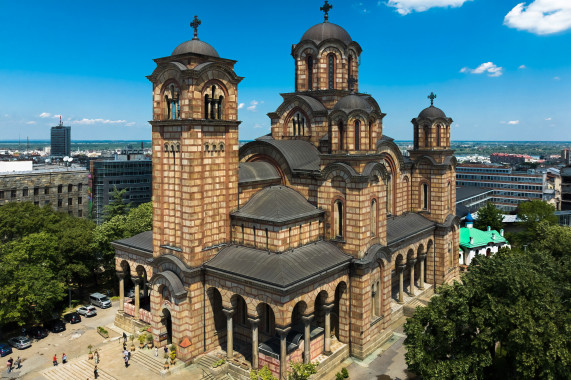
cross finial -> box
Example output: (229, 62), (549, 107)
(320, 1), (333, 22)
(190, 15), (201, 40)
(348, 76), (358, 93)
(428, 92), (437, 106)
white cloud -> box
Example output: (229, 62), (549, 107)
(26, 121), (36, 125)
(386, 0), (471, 15)
(504, 0), (571, 35)
(237, 103), (245, 110)
(545, 117), (552, 120)
(247, 100), (263, 111)
(460, 62), (503, 77)
(71, 118), (128, 125)
(518, 64), (527, 69)
(125, 122), (136, 127)
(52, 114), (62, 119)
(39, 112), (51, 118)
(554, 76), (561, 80)
(508, 120), (520, 125)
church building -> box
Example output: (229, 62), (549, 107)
(113, 4), (460, 378)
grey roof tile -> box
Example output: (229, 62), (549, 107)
(239, 162), (281, 183)
(248, 138), (321, 172)
(113, 231), (153, 253)
(232, 185), (323, 224)
(205, 241), (351, 288)
(386, 213), (435, 245)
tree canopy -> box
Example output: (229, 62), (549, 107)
(404, 245), (570, 379)
(474, 202), (504, 232)
(517, 199), (557, 230)
(102, 186), (133, 222)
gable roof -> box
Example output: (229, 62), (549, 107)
(459, 227), (508, 248)
(205, 241), (351, 289)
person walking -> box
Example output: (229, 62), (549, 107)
(154, 346), (158, 357)
(124, 354), (129, 368)
(52, 354), (58, 366)
(94, 365), (99, 379)
(7, 357), (13, 373)
(122, 332), (127, 344)
(15, 356), (21, 369)
(62, 353), (67, 364)
(94, 350), (99, 364)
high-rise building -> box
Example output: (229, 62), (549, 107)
(50, 118), (71, 157)
(89, 147), (152, 224)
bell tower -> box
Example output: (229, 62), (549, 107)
(148, 17), (244, 267)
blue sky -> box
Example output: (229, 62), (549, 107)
(0, 0), (570, 141)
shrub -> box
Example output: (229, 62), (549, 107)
(341, 367), (349, 378)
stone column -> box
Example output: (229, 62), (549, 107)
(132, 277), (141, 319)
(397, 264), (406, 304)
(249, 317), (260, 370)
(223, 308), (235, 359)
(409, 258), (417, 296)
(418, 254), (426, 290)
(275, 326), (291, 380)
(143, 274), (148, 298)
(301, 314), (314, 364)
(323, 303), (334, 355)
(117, 272), (125, 312)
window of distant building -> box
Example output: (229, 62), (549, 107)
(23, 188), (28, 197)
(0, 191), (4, 199)
(58, 185), (63, 194)
(58, 199), (63, 207)
(68, 198), (72, 205)
(78, 210), (83, 217)
(78, 183), (83, 191)
(68, 184), (73, 192)
(11, 189), (16, 198)
(34, 187), (39, 196)
(78, 197), (82, 205)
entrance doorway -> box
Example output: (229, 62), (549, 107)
(162, 308), (172, 345)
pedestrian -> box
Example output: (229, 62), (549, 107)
(53, 354), (58, 366)
(127, 350), (131, 360)
(122, 332), (127, 343)
(62, 353), (67, 364)
(124, 355), (129, 368)
(94, 350), (99, 364)
(94, 365), (99, 379)
(7, 357), (13, 373)
(15, 356), (21, 369)
(154, 347), (158, 357)
(164, 345), (168, 356)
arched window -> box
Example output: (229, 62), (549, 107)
(354, 120), (360, 150)
(422, 183), (429, 210)
(386, 176), (393, 215)
(371, 199), (377, 236)
(218, 96), (224, 119)
(307, 56), (313, 90)
(448, 242), (453, 266)
(204, 84), (225, 120)
(164, 84), (180, 120)
(424, 125), (429, 147)
(334, 200), (344, 238)
(291, 112), (306, 136)
(348, 55), (353, 79)
(403, 176), (409, 211)
(204, 95), (210, 119)
(241, 224), (244, 244)
(328, 54), (335, 89)
(339, 121), (345, 150)
(253, 225), (256, 248)
(265, 228), (269, 250)
(369, 121), (373, 150)
(437, 125), (441, 147)
(447, 182), (451, 211)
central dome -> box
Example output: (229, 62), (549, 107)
(172, 39), (219, 57)
(334, 94), (373, 113)
(300, 22), (352, 45)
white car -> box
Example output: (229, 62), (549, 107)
(77, 305), (97, 317)
(8, 336), (31, 350)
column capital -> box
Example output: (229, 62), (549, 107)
(222, 307), (235, 318)
(323, 303), (335, 312)
(116, 271), (125, 280)
(275, 326), (291, 337)
(417, 253), (427, 261)
(248, 317), (260, 327)
(301, 314), (314, 324)
(397, 263), (407, 272)
(132, 277), (141, 286)
(408, 258), (417, 266)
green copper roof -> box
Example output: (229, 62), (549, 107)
(459, 227), (508, 249)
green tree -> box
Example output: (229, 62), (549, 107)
(404, 249), (570, 379)
(517, 200), (557, 230)
(250, 366), (278, 380)
(288, 362), (318, 380)
(102, 186), (132, 222)
(474, 202), (504, 232)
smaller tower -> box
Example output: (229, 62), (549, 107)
(411, 92), (452, 151)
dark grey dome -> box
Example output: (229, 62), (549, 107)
(300, 22), (352, 45)
(334, 94), (373, 113)
(172, 39), (219, 57)
(418, 106), (447, 119)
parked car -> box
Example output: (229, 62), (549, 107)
(77, 305), (97, 317)
(8, 336), (31, 350)
(89, 293), (112, 308)
(45, 319), (66, 333)
(27, 326), (49, 339)
(0, 343), (12, 357)
(63, 312), (81, 324)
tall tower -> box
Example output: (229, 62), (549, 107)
(147, 17), (243, 267)
(50, 117), (71, 157)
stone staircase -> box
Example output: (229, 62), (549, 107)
(195, 353), (235, 379)
(42, 359), (117, 380)
(130, 350), (169, 376)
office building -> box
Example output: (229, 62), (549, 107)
(51, 119), (71, 157)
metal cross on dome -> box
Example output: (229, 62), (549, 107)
(321, 1), (333, 22)
(190, 15), (201, 39)
(428, 92), (437, 106)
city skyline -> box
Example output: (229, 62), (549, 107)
(0, 0), (570, 141)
